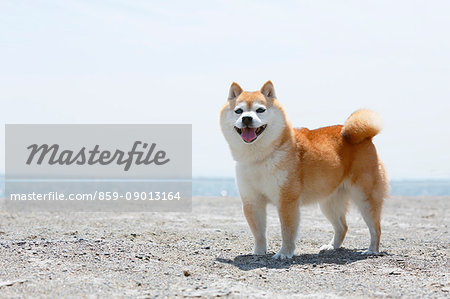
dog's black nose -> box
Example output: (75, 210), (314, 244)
(242, 116), (252, 126)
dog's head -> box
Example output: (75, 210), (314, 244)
(220, 81), (289, 157)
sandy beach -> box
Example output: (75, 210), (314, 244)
(0, 196), (448, 298)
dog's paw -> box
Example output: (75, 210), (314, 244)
(361, 250), (380, 256)
(319, 244), (335, 252)
(253, 243), (267, 255)
(253, 248), (267, 255)
(272, 250), (294, 260)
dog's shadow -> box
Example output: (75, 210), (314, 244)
(216, 248), (386, 271)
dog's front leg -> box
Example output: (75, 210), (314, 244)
(243, 201), (267, 255)
(273, 199), (299, 259)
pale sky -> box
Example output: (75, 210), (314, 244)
(1, 0), (449, 179)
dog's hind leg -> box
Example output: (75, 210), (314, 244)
(319, 187), (349, 251)
(351, 187), (383, 255)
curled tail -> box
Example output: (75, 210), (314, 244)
(342, 109), (382, 144)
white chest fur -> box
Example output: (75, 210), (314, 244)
(235, 152), (289, 206)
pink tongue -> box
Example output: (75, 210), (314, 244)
(241, 128), (257, 142)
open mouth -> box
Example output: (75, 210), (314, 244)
(234, 124), (267, 143)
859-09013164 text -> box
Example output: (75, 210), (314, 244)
(9, 191), (182, 201)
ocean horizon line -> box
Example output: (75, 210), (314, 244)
(0, 176), (449, 197)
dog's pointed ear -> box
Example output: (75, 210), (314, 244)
(228, 82), (243, 100)
(260, 81), (276, 99)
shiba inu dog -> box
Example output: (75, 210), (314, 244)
(220, 81), (389, 259)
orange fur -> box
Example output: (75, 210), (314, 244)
(279, 117), (388, 253)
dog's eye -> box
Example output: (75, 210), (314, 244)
(256, 108), (266, 113)
(235, 108), (243, 114)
